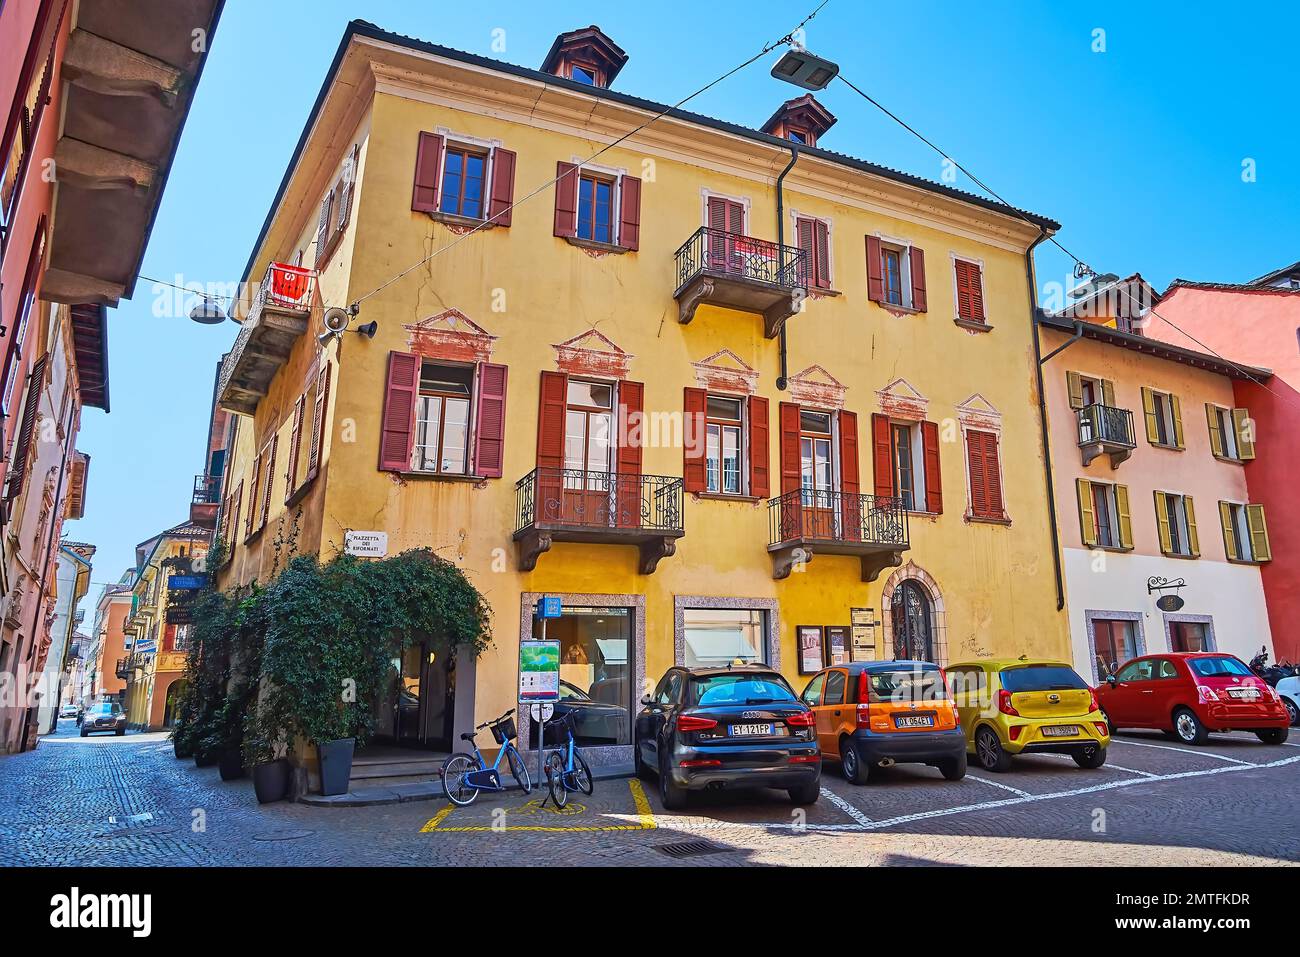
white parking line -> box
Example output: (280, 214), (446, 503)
(1036, 753), (1158, 778)
(714, 751), (1300, 833)
(1109, 738), (1254, 764)
(967, 774), (1031, 797)
(819, 786), (873, 826)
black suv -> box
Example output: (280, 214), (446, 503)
(634, 664), (820, 809)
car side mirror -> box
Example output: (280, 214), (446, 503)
(640, 693), (652, 706)
(1106, 675), (1117, 687)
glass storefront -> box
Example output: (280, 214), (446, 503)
(683, 608), (767, 667)
(534, 606), (632, 747)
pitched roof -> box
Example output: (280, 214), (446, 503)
(1163, 278), (1300, 296)
(1247, 260), (1300, 286)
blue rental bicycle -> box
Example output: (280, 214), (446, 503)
(542, 710), (594, 808)
(440, 710), (532, 806)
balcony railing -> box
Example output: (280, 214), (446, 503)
(192, 473), (221, 505)
(673, 226), (807, 338)
(767, 489), (910, 581)
(217, 262), (317, 415)
(513, 468), (685, 574)
(1077, 404), (1136, 467)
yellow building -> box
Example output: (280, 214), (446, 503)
(122, 522), (209, 730)
(213, 23), (1068, 767)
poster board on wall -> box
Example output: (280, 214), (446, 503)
(824, 626), (849, 666)
(850, 607), (875, 662)
(797, 625), (825, 674)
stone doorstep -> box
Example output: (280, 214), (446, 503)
(298, 762), (636, 808)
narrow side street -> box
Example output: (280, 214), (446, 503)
(4, 719), (1296, 867)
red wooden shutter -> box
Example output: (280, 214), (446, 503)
(306, 363), (331, 482)
(909, 245), (927, 312)
(554, 162), (579, 238)
(245, 453), (261, 538)
(488, 147), (516, 226)
(838, 409), (861, 541)
(536, 371), (568, 469)
(748, 395), (770, 499)
(379, 351), (420, 471)
(866, 235), (885, 303)
(982, 431), (1003, 516)
(619, 174), (641, 250)
(615, 381), (644, 528)
(956, 261), (985, 322)
(4, 354), (46, 502)
(967, 430), (987, 516)
(814, 219), (830, 288)
(871, 413), (892, 499)
(968, 262), (985, 322)
(796, 216), (814, 288)
(707, 196), (727, 231)
(473, 362), (508, 478)
(284, 394), (305, 502)
(259, 435), (278, 529)
(313, 190), (333, 268)
(779, 402), (802, 495)
(921, 420), (943, 514)
(412, 131), (443, 212)
(683, 387), (707, 493)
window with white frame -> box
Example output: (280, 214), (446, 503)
(705, 395), (745, 495)
(412, 361), (474, 474)
(890, 421), (926, 511)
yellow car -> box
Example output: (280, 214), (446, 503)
(946, 658), (1110, 772)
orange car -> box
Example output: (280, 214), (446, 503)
(801, 661), (966, 783)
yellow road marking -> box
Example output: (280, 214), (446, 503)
(421, 780), (657, 833)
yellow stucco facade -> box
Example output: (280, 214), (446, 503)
(214, 26), (1069, 753)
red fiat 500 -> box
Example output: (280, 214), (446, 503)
(1097, 652), (1290, 745)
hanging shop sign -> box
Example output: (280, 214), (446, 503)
(1156, 594), (1185, 612)
(344, 530), (388, 558)
(798, 625), (824, 674)
(518, 639), (561, 701)
(1147, 576), (1187, 612)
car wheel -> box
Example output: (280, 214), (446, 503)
(1072, 745), (1107, 769)
(1283, 698), (1300, 727)
(840, 737), (869, 785)
(79, 729), (87, 738)
(1102, 712), (1117, 737)
(1255, 727), (1289, 745)
(633, 739), (653, 781)
(116, 728), (126, 736)
(787, 779), (820, 805)
(1172, 707), (1209, 745)
(657, 747), (688, 811)
(975, 726), (1013, 772)
(939, 751), (967, 781)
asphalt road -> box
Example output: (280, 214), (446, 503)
(2, 718), (1296, 866)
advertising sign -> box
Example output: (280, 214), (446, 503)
(824, 626), (849, 666)
(518, 640), (560, 701)
(798, 625), (824, 674)
(166, 606), (193, 625)
(344, 530), (388, 558)
(167, 575), (207, 591)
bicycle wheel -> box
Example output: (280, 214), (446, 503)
(505, 745), (532, 794)
(545, 751), (568, 808)
(572, 752), (594, 796)
(440, 753), (482, 807)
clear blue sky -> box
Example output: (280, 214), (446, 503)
(65, 0), (1298, 597)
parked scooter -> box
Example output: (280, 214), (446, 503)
(1248, 646), (1298, 687)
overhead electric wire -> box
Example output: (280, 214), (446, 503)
(832, 72), (1299, 410)
(348, 0), (831, 308)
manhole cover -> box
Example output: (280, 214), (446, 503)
(252, 829), (314, 842)
(655, 839), (731, 859)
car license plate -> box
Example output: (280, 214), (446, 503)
(729, 723), (773, 736)
(1227, 687), (1259, 699)
(1042, 724), (1079, 737)
(895, 714), (935, 729)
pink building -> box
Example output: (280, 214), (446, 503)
(1040, 278), (1275, 683)
(1148, 266), (1300, 664)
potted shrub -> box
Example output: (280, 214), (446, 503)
(244, 710), (291, 804)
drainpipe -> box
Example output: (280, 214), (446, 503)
(1026, 227), (1065, 611)
(775, 144), (799, 390)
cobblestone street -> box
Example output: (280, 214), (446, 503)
(3, 719), (1297, 867)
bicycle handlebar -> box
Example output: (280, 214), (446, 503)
(475, 709), (515, 731)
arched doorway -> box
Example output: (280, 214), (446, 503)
(162, 679), (187, 729)
(891, 580), (935, 661)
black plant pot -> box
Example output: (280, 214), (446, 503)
(173, 736), (194, 759)
(218, 750), (246, 781)
(194, 747), (220, 768)
(318, 738), (355, 796)
(252, 759), (291, 804)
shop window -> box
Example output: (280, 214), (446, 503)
(1169, 621), (1210, 653)
(540, 605), (633, 747)
(412, 362), (474, 474)
(683, 608), (767, 667)
(1091, 619), (1137, 681)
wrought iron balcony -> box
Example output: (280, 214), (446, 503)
(514, 468), (685, 574)
(115, 657), (131, 679)
(189, 473), (221, 528)
(767, 489), (909, 581)
(217, 262), (317, 415)
(673, 226), (807, 338)
(1077, 404), (1136, 468)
